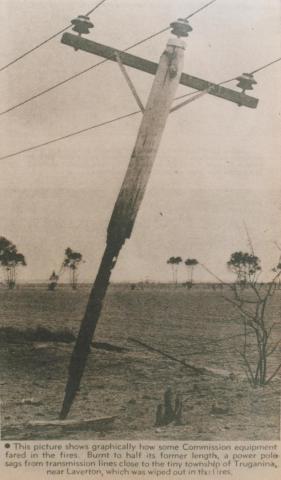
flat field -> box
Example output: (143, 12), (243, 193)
(0, 284), (280, 440)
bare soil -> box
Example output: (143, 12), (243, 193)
(0, 285), (280, 440)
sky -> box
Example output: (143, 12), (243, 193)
(0, 0), (280, 283)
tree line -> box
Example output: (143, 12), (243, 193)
(0, 236), (83, 290)
(167, 256), (198, 286)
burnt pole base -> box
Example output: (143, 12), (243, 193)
(59, 239), (123, 420)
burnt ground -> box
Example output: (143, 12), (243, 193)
(0, 285), (280, 440)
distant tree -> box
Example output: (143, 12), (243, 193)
(63, 247), (83, 290)
(0, 236), (26, 289)
(184, 258), (198, 286)
(167, 256), (182, 284)
(227, 251), (261, 286)
(48, 270), (59, 291)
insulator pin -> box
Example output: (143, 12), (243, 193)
(236, 73), (257, 93)
(71, 15), (94, 35)
(170, 18), (192, 37)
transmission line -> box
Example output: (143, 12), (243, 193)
(173, 56), (281, 103)
(0, 53), (280, 162)
(0, 110), (141, 161)
(0, 12), (280, 163)
(1, 47), (279, 164)
(0, 0), (217, 117)
(0, 0), (108, 74)
(0, 89), (211, 161)
(251, 56), (281, 74)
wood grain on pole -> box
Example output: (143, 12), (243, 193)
(107, 37), (185, 244)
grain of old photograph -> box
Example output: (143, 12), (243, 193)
(0, 0), (280, 442)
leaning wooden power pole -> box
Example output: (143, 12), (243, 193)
(59, 18), (187, 419)
(59, 16), (258, 419)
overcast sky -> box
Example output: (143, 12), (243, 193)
(0, 0), (280, 283)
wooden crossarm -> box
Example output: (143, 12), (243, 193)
(61, 32), (259, 109)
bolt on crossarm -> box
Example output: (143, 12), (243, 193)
(59, 19), (189, 419)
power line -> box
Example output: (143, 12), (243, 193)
(120, 0), (218, 48)
(251, 56), (281, 74)
(185, 0), (217, 19)
(0, 0), (218, 117)
(0, 89), (213, 162)
(0, 53), (280, 163)
(0, 0), (108, 74)
(0, 110), (141, 161)
(0, 88), (211, 162)
(0, 58), (106, 117)
(172, 56), (281, 103)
